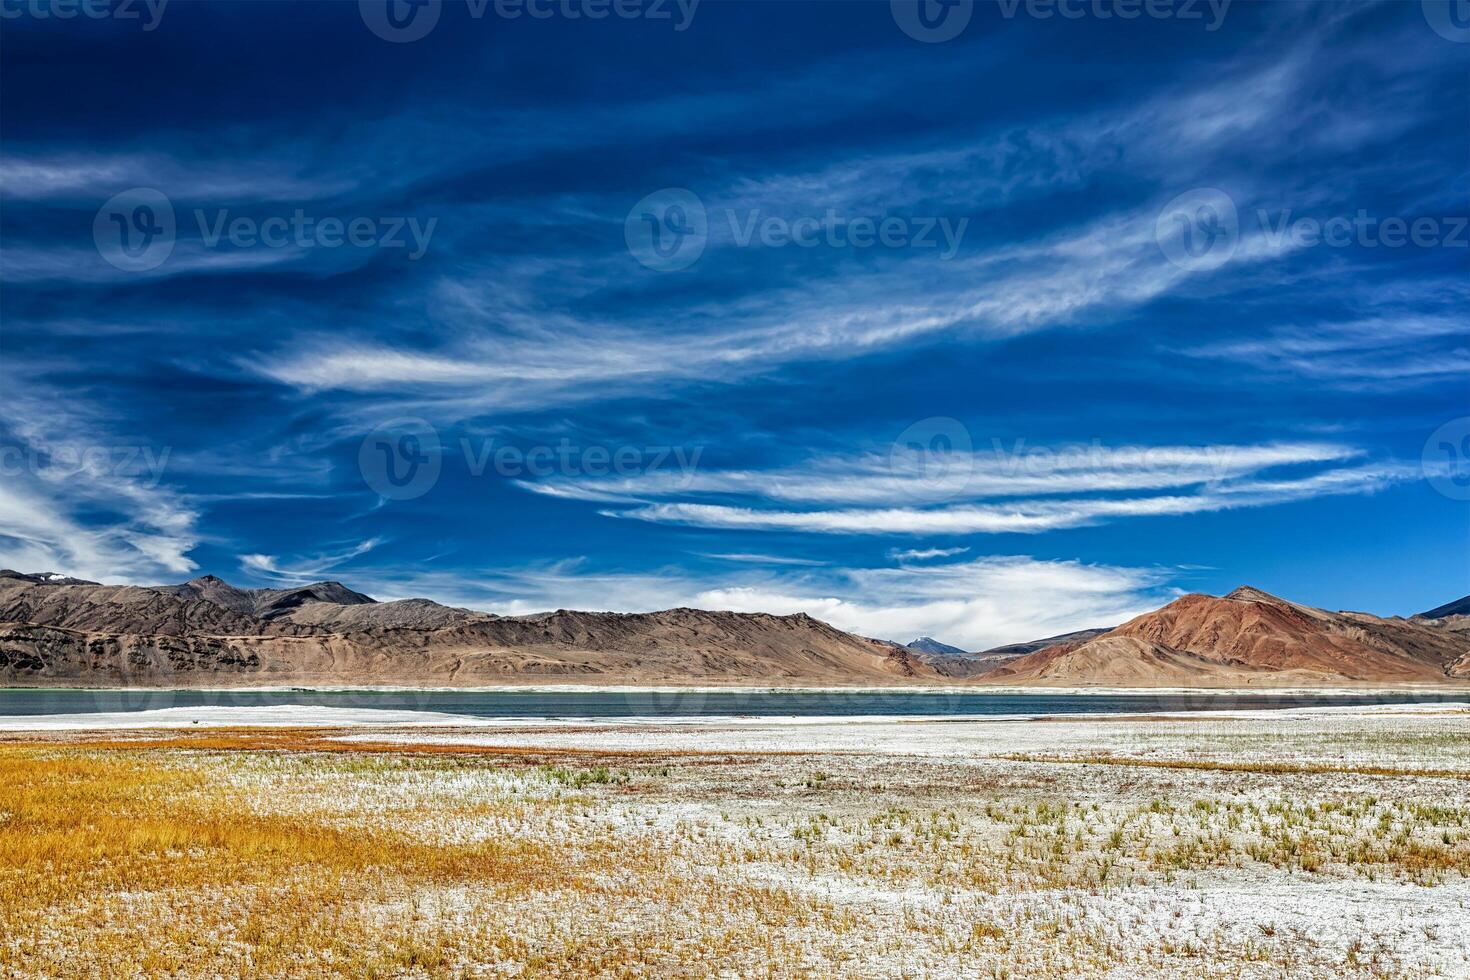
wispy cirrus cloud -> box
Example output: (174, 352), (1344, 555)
(522, 441), (1364, 506)
(0, 397), (198, 581)
(609, 462), (1415, 536)
(700, 552), (827, 566)
(1181, 308), (1470, 390)
(0, 152), (348, 202)
(240, 538), (384, 585)
(0, 241), (306, 285)
(890, 547), (970, 562)
(502, 438), (1410, 537)
(242, 8), (1450, 423)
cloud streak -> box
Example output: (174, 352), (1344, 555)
(606, 463), (1414, 536)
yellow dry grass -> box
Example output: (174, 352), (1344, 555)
(0, 747), (583, 977)
(2, 723), (1468, 978)
(0, 741), (847, 978)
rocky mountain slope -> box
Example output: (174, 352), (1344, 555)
(0, 571), (938, 687)
(982, 587), (1468, 687)
(154, 575), (377, 620)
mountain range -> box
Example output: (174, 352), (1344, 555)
(0, 569), (1464, 689)
(0, 570), (934, 687)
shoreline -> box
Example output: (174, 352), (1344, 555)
(4, 682), (1470, 696)
(1, 699), (1466, 732)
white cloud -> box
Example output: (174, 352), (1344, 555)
(890, 547), (970, 561)
(508, 439), (1405, 537)
(241, 538), (384, 585)
(525, 441), (1363, 506)
(1, 241), (315, 285)
(353, 554), (1170, 652)
(0, 153), (347, 202)
(701, 552), (827, 566)
(0, 453), (198, 583)
(246, 20), (1417, 423)
(608, 463), (1414, 535)
(0, 379), (199, 583)
(1181, 310), (1470, 390)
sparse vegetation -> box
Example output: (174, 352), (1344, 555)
(1, 712), (1467, 977)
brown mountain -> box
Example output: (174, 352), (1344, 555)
(891, 627), (1117, 679)
(2, 571), (1465, 689)
(154, 575), (378, 620)
(982, 586), (1469, 687)
(0, 571), (937, 687)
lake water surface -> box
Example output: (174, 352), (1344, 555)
(0, 688), (1463, 718)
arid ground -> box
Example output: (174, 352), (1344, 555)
(2, 705), (1468, 977)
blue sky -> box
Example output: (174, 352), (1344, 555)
(1, 0), (1466, 649)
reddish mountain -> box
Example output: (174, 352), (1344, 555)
(983, 587), (1468, 687)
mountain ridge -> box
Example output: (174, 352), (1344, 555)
(0, 571), (1464, 688)
(0, 571), (939, 687)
